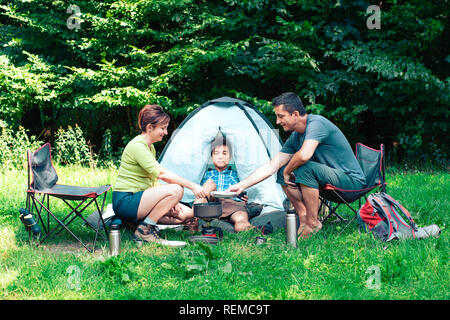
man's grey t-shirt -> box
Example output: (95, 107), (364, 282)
(281, 114), (366, 185)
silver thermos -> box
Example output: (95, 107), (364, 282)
(109, 223), (121, 256)
(285, 212), (297, 247)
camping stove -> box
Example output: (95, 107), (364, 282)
(200, 221), (223, 239)
(189, 203), (223, 244)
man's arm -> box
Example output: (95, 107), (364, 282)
(282, 139), (319, 186)
(227, 152), (292, 194)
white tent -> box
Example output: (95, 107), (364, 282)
(159, 96), (286, 215)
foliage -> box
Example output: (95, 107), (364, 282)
(98, 129), (122, 168)
(0, 0), (448, 164)
(1, 120), (120, 169)
(0, 120), (42, 169)
(53, 125), (94, 167)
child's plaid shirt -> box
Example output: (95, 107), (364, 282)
(200, 166), (241, 201)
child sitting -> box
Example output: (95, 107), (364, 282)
(195, 137), (253, 233)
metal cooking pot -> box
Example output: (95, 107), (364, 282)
(193, 202), (222, 219)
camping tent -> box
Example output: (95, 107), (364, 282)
(158, 96), (286, 215)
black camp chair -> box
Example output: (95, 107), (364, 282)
(25, 143), (111, 252)
(319, 143), (386, 234)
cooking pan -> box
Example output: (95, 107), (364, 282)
(193, 202), (222, 219)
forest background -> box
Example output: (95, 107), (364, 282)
(0, 0), (448, 168)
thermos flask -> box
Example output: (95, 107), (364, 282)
(109, 223), (121, 256)
(285, 213), (297, 247)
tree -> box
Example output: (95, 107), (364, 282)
(0, 0), (448, 164)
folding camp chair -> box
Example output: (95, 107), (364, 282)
(319, 143), (387, 234)
(25, 143), (111, 252)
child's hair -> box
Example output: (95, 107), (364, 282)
(138, 104), (170, 132)
(210, 137), (232, 155)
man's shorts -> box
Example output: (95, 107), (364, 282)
(276, 161), (365, 190)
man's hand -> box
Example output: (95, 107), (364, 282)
(283, 170), (297, 189)
(226, 182), (245, 196)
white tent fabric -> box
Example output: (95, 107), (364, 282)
(159, 97), (286, 214)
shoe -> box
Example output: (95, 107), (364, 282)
(133, 222), (163, 243)
(134, 223), (186, 247)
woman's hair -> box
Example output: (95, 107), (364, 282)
(138, 105), (170, 132)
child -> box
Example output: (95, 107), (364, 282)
(196, 137), (253, 232)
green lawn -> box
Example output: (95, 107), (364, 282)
(0, 165), (448, 300)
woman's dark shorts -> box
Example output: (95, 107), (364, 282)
(112, 191), (144, 223)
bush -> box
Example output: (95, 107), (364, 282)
(53, 125), (94, 167)
(0, 120), (42, 169)
(0, 122), (121, 169)
(98, 129), (121, 168)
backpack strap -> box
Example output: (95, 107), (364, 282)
(380, 193), (418, 232)
(370, 195), (395, 241)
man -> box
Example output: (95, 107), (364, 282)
(195, 136), (253, 233)
(228, 92), (365, 238)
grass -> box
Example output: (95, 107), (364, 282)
(0, 164), (448, 300)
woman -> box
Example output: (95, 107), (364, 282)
(112, 104), (206, 244)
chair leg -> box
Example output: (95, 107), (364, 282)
(337, 215), (357, 236)
(47, 194), (50, 232)
(53, 198), (91, 236)
(31, 196), (93, 252)
(55, 196), (108, 252)
(27, 190), (110, 253)
(320, 200), (347, 223)
(321, 191), (361, 234)
(29, 193), (48, 234)
(92, 195), (109, 251)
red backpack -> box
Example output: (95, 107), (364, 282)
(357, 192), (418, 241)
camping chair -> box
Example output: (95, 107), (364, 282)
(25, 143), (111, 252)
(319, 143), (386, 234)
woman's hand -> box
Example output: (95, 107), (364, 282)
(191, 183), (208, 199)
(167, 203), (181, 216)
